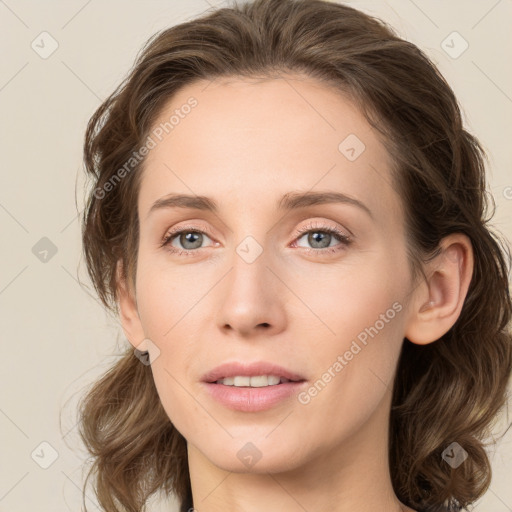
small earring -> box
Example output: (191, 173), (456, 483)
(419, 300), (435, 313)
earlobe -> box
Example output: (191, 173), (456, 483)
(116, 260), (148, 351)
(404, 233), (474, 345)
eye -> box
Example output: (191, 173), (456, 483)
(291, 221), (352, 255)
(160, 225), (216, 257)
(160, 221), (352, 257)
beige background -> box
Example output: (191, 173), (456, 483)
(1, 1), (511, 511)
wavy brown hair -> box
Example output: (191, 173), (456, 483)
(78, 0), (512, 511)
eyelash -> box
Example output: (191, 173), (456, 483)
(160, 221), (352, 257)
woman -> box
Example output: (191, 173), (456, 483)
(78, 0), (512, 511)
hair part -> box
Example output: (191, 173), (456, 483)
(79, 0), (512, 511)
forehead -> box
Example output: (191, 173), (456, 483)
(138, 74), (401, 225)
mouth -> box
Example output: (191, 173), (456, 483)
(200, 361), (307, 411)
(201, 361), (306, 386)
(209, 375), (305, 387)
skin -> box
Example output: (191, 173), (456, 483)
(117, 73), (474, 512)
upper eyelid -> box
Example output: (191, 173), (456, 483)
(163, 223), (215, 241)
(163, 220), (346, 236)
(294, 220), (351, 237)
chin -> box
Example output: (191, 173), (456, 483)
(193, 434), (308, 474)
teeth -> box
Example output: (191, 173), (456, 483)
(234, 376), (252, 386)
(215, 375), (286, 387)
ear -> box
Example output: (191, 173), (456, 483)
(116, 260), (148, 351)
(404, 233), (474, 345)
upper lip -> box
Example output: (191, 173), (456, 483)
(201, 361), (306, 383)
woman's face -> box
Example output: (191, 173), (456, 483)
(122, 74), (419, 473)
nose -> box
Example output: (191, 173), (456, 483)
(215, 244), (287, 339)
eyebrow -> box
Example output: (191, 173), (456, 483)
(146, 191), (373, 220)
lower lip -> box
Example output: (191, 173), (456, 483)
(202, 381), (307, 412)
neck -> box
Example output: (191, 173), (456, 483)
(186, 388), (415, 512)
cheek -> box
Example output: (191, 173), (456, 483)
(134, 257), (210, 339)
(133, 261), (216, 424)
(149, 360), (208, 442)
(292, 254), (406, 408)
(289, 253), (405, 347)
(294, 296), (405, 450)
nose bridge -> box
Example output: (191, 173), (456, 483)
(226, 208), (273, 282)
(227, 232), (273, 300)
